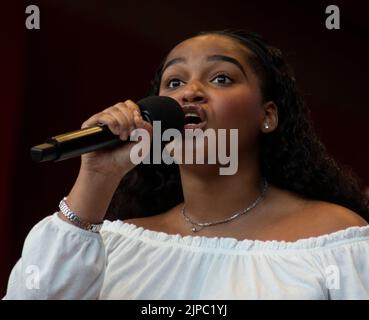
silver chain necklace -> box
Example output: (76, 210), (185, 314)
(181, 179), (268, 232)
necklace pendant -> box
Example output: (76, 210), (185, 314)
(191, 227), (197, 232)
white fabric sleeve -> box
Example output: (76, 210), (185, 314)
(322, 239), (369, 299)
(4, 213), (106, 300)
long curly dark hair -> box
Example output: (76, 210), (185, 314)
(106, 29), (369, 221)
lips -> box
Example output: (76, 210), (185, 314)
(182, 105), (207, 129)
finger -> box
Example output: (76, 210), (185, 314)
(111, 101), (138, 126)
(109, 102), (139, 132)
(81, 113), (106, 129)
(124, 100), (141, 115)
(133, 109), (153, 135)
(128, 109), (153, 143)
(82, 113), (121, 135)
(82, 102), (135, 136)
(106, 107), (134, 140)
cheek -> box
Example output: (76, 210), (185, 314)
(211, 88), (262, 130)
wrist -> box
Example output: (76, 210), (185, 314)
(78, 165), (125, 187)
(66, 168), (123, 223)
(59, 197), (103, 232)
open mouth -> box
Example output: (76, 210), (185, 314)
(182, 105), (207, 129)
(185, 113), (202, 125)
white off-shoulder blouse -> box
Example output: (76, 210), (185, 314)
(4, 213), (369, 299)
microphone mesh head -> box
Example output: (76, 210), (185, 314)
(137, 96), (184, 132)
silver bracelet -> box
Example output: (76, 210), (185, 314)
(59, 197), (103, 233)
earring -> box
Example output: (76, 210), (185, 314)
(264, 123), (269, 129)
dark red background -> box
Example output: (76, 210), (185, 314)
(1, 0), (368, 296)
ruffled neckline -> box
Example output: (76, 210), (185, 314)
(101, 219), (369, 251)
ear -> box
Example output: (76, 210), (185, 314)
(260, 101), (278, 133)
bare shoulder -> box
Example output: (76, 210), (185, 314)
(123, 209), (174, 232)
(304, 201), (368, 229)
(265, 186), (368, 240)
(124, 215), (161, 228)
(285, 200), (369, 239)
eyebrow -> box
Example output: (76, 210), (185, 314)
(162, 57), (186, 73)
(207, 55), (247, 77)
(162, 54), (247, 78)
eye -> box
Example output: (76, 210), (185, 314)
(211, 74), (233, 85)
(167, 78), (185, 89)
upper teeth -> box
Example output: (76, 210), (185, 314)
(185, 113), (199, 117)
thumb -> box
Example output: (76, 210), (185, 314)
(133, 110), (153, 139)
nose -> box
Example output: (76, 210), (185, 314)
(181, 80), (207, 104)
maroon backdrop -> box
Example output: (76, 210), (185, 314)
(1, 0), (368, 296)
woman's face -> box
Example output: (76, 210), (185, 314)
(159, 34), (267, 155)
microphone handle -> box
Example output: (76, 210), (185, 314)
(30, 110), (152, 163)
(30, 125), (123, 162)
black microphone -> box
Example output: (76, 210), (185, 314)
(30, 96), (185, 162)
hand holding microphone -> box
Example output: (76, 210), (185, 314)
(31, 96), (185, 178)
(79, 99), (152, 179)
(30, 96), (184, 225)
